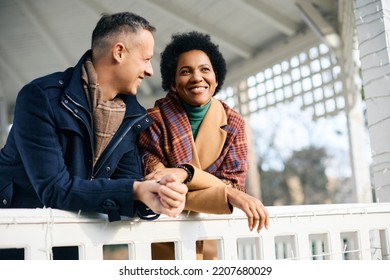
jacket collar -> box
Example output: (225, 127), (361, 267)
(192, 98), (227, 169)
(64, 50), (91, 110)
(64, 50), (146, 118)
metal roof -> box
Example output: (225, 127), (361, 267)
(0, 0), (339, 111)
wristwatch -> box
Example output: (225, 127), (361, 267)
(176, 164), (194, 184)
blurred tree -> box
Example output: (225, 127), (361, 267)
(260, 168), (288, 206)
(284, 147), (329, 204)
(260, 146), (330, 205)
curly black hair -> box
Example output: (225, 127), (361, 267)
(160, 31), (227, 95)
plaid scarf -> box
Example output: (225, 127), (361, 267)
(81, 59), (126, 166)
(139, 91), (248, 190)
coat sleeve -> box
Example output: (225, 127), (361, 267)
(185, 166), (232, 214)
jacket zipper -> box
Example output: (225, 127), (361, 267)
(62, 95), (95, 179)
(92, 113), (146, 177)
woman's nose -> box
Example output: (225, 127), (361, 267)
(191, 71), (203, 82)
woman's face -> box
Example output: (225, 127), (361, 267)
(172, 50), (218, 107)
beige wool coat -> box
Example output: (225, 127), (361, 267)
(151, 100), (238, 259)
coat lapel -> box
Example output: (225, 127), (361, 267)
(193, 98), (227, 169)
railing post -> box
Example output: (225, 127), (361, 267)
(328, 231), (343, 260)
(133, 243), (152, 260)
(27, 245), (51, 260)
(24, 224), (52, 260)
(80, 244), (103, 260)
(261, 236), (276, 260)
(177, 240), (197, 260)
(221, 238), (238, 260)
(359, 229), (372, 260)
(296, 232), (311, 260)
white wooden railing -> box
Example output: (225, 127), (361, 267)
(1, 203), (390, 260)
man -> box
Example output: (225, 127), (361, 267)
(0, 12), (187, 259)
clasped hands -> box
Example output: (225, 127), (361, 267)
(135, 169), (270, 234)
(134, 174), (187, 217)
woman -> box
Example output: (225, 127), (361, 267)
(139, 31), (269, 259)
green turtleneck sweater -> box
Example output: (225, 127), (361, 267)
(181, 99), (212, 139)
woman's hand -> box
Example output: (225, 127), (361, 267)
(226, 187), (269, 233)
(144, 167), (189, 183)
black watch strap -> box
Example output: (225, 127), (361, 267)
(176, 164), (194, 184)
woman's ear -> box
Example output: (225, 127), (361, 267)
(170, 84), (177, 92)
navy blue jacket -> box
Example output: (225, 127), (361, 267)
(0, 51), (154, 222)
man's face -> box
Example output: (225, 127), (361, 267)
(119, 29), (154, 95)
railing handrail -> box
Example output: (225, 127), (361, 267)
(2, 202), (389, 223)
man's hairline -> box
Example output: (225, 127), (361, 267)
(92, 27), (152, 58)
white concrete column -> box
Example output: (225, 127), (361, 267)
(354, 0), (390, 202)
(245, 118), (262, 200)
(339, 0), (373, 203)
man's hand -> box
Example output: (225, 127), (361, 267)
(158, 174), (187, 216)
(227, 187), (269, 233)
